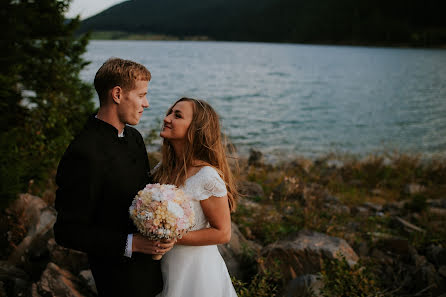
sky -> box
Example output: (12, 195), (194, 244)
(66, 0), (125, 19)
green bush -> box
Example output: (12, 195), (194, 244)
(232, 265), (281, 297)
(319, 254), (383, 297)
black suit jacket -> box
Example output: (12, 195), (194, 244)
(54, 116), (162, 297)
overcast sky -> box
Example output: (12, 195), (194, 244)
(66, 0), (125, 19)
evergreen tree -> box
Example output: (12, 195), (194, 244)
(0, 0), (94, 207)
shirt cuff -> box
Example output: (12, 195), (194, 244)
(124, 234), (133, 258)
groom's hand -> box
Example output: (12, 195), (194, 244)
(132, 234), (175, 255)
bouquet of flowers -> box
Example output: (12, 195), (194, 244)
(129, 183), (195, 260)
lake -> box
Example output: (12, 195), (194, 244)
(82, 40), (446, 160)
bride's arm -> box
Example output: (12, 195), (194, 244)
(176, 195), (231, 246)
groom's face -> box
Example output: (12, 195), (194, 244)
(117, 80), (149, 125)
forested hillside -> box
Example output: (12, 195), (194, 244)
(79, 0), (446, 45)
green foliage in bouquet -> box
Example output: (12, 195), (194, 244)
(0, 0), (94, 207)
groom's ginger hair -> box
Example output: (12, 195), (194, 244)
(94, 57), (151, 105)
(153, 98), (238, 212)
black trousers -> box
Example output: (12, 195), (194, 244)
(89, 253), (163, 297)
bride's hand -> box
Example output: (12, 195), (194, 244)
(132, 234), (176, 255)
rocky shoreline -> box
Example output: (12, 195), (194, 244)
(1, 151), (445, 296)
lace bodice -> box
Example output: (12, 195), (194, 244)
(151, 165), (227, 231)
(181, 166), (227, 231)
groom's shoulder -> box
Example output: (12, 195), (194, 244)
(125, 125), (143, 138)
(64, 123), (104, 158)
(125, 125), (145, 144)
(65, 130), (98, 159)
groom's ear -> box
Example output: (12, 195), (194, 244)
(111, 86), (122, 104)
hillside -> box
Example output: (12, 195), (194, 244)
(79, 0), (446, 46)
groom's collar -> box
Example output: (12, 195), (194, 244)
(90, 114), (126, 139)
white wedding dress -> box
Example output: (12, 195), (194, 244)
(156, 166), (238, 297)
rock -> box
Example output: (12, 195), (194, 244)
(392, 216), (425, 233)
(326, 204), (350, 215)
(323, 195), (341, 204)
(370, 188), (384, 196)
(7, 194), (57, 266)
(438, 266), (446, 278)
(351, 206), (369, 216)
(371, 248), (394, 265)
(326, 159), (344, 169)
(0, 261), (31, 297)
(218, 223), (261, 279)
(413, 262), (442, 295)
(0, 261), (28, 281)
(47, 238), (89, 275)
(248, 149), (263, 166)
(237, 181), (265, 199)
(426, 245), (446, 267)
(261, 230), (358, 283)
(284, 274), (323, 297)
(429, 207), (446, 216)
(362, 202), (383, 212)
(79, 270), (97, 295)
(36, 262), (94, 297)
(237, 197), (262, 213)
(31, 283), (42, 297)
(427, 198), (446, 209)
(404, 183), (425, 195)
(383, 200), (409, 212)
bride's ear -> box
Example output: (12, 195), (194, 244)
(111, 86), (122, 104)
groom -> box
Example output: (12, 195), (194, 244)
(54, 58), (174, 297)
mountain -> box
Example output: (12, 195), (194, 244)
(79, 0), (446, 46)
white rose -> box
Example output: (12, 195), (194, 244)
(167, 201), (184, 218)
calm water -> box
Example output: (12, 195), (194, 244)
(82, 40), (446, 159)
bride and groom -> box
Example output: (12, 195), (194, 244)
(54, 58), (238, 297)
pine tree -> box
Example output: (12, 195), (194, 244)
(0, 0), (94, 207)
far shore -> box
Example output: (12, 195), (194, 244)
(87, 31), (446, 49)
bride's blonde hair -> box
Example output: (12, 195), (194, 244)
(153, 98), (238, 212)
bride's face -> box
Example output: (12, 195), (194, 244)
(160, 100), (194, 141)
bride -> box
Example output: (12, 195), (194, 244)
(150, 97), (238, 297)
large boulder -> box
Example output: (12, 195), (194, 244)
(47, 238), (90, 275)
(237, 181), (265, 199)
(6, 194), (57, 281)
(218, 222), (261, 279)
(261, 230), (358, 283)
(283, 274), (323, 297)
(34, 262), (95, 297)
(79, 270), (98, 295)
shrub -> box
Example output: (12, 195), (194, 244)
(319, 254), (383, 297)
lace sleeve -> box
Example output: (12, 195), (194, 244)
(196, 167), (227, 201)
